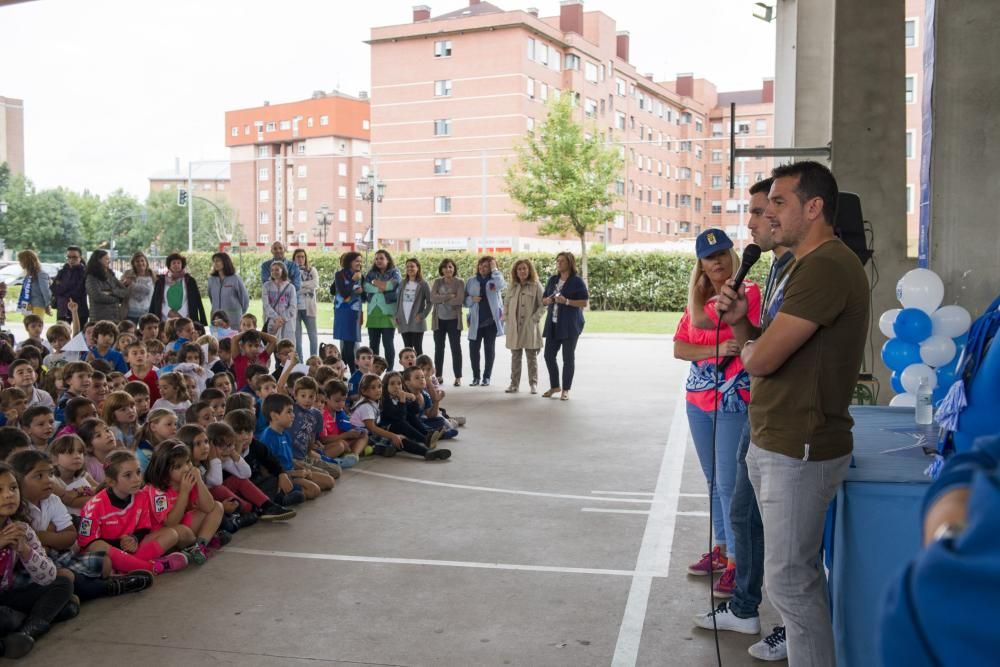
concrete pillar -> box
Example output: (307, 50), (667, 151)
(831, 0), (911, 403)
(927, 0), (1000, 316)
(773, 0), (835, 155)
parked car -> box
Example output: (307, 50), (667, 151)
(0, 262), (62, 286)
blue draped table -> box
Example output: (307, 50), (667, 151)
(828, 406), (933, 667)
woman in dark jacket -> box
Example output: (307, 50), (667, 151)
(541, 252), (589, 401)
(332, 252), (364, 372)
(52, 246), (88, 323)
(84, 249), (129, 323)
(148, 252), (207, 326)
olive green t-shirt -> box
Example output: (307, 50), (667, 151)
(749, 239), (870, 461)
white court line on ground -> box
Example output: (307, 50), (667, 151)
(226, 547), (665, 578)
(581, 508), (651, 515)
(679, 492), (709, 498)
(611, 388), (690, 667)
(350, 469), (654, 504)
(590, 491), (656, 496)
(676, 511), (710, 517)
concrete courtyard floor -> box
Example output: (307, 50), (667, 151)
(25, 333), (780, 666)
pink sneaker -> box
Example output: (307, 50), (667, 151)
(152, 552), (189, 575)
(687, 546), (727, 576)
(713, 568), (736, 598)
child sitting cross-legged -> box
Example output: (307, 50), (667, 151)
(78, 450), (189, 577)
(351, 374), (449, 461)
(319, 380), (369, 466)
(178, 424), (258, 535)
(277, 356), (340, 481)
(203, 422), (296, 521)
(380, 371), (447, 455)
(223, 409), (305, 507)
(416, 354), (466, 428)
(402, 366), (457, 440)
(142, 440), (228, 566)
(257, 394), (328, 499)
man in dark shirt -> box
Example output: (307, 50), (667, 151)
(52, 246), (89, 323)
(716, 162), (870, 667)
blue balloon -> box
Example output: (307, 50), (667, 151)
(936, 362), (958, 390)
(882, 338), (922, 372)
(890, 371), (905, 394)
(933, 385), (949, 406)
(894, 307), (933, 343)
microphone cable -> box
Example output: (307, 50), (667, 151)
(707, 313), (725, 667)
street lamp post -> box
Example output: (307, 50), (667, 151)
(356, 172), (386, 258)
(314, 204), (332, 248)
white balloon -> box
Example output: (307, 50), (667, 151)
(901, 363), (937, 394)
(931, 305), (972, 338)
(889, 393), (917, 408)
(919, 335), (958, 367)
(896, 268), (945, 314)
(879, 309), (901, 338)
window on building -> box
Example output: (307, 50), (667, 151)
(337, 185), (346, 199)
(434, 158), (452, 174)
(539, 82), (548, 102)
(711, 201), (722, 214)
(363, 119), (370, 130)
(526, 77), (535, 99)
(243, 125), (250, 135)
(681, 112), (692, 124)
(711, 175), (722, 188)
(679, 141), (691, 152)
(355, 210), (363, 223)
(320, 115), (329, 126)
(259, 190), (269, 202)
(279, 120), (291, 130)
(679, 168), (691, 180)
(584, 98), (598, 118)
(259, 212), (269, 226)
(338, 163), (347, 177)
(679, 221), (690, 233)
(584, 61), (599, 83)
(564, 54), (580, 70)
(679, 194), (692, 207)
(695, 119), (703, 132)
(257, 146), (269, 157)
(297, 165), (307, 178)
(756, 119), (768, 135)
(434, 119), (452, 136)
(338, 209), (347, 222)
(361, 165), (370, 178)
(435, 196), (452, 213)
(712, 149), (723, 162)
(695, 145), (703, 159)
(614, 179), (625, 195)
(434, 40), (452, 57)
(527, 117), (535, 132)
(231, 127), (238, 137)
(694, 171), (702, 186)
(905, 76), (916, 104)
(217, 183), (225, 191)
(435, 80), (452, 97)
(296, 187), (307, 201)
(905, 19), (917, 47)
(694, 198), (702, 212)
(306, 117), (314, 128)
(906, 129), (915, 159)
(737, 122), (751, 135)
(615, 112), (626, 130)
(265, 122), (275, 132)
(259, 167), (269, 180)
(906, 184), (914, 214)
(259, 233), (270, 243)
(297, 143), (306, 155)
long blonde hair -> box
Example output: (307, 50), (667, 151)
(687, 246), (742, 307)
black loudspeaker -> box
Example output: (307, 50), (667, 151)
(835, 192), (872, 266)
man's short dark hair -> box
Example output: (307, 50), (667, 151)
(67, 246), (82, 254)
(355, 346), (373, 359)
(224, 408), (256, 434)
(138, 313), (160, 329)
(749, 177), (774, 197)
(93, 321), (119, 341)
(262, 393), (293, 424)
(770, 161), (838, 225)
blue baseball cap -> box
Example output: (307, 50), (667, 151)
(695, 228), (734, 259)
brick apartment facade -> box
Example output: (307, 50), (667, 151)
(0, 95), (25, 177)
(367, 0), (775, 253)
(224, 92), (371, 250)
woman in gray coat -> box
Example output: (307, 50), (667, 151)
(84, 249), (128, 323)
(394, 258), (432, 355)
(208, 251), (250, 329)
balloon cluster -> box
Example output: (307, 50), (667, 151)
(880, 269), (970, 407)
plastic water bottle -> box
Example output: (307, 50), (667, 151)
(915, 377), (934, 425)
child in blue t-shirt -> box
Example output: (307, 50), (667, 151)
(257, 393), (322, 501)
(88, 321), (128, 374)
(347, 346), (374, 405)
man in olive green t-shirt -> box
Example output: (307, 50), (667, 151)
(716, 161), (870, 667)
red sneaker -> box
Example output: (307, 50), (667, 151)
(687, 546), (727, 576)
(713, 568), (736, 598)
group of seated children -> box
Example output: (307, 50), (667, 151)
(0, 308), (464, 659)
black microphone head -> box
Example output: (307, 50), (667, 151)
(741, 244), (762, 267)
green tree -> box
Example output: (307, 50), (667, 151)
(505, 95), (623, 280)
(143, 190), (234, 255)
(0, 175), (82, 255)
(63, 188), (103, 250)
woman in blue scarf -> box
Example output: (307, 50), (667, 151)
(464, 256), (506, 386)
(363, 250), (401, 370)
(15, 250), (52, 318)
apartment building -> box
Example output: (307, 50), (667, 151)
(0, 95), (25, 176)
(148, 160), (232, 206)
(224, 92), (371, 248)
(904, 0), (923, 255)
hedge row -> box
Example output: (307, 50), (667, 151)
(173, 250), (772, 313)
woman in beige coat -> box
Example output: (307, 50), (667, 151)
(503, 259), (546, 393)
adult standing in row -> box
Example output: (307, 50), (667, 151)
(395, 258), (432, 355)
(292, 249), (319, 359)
(465, 256), (506, 387)
(263, 262), (297, 342)
(333, 252), (365, 372)
(364, 250), (400, 370)
(260, 242), (301, 292)
(52, 246), (88, 323)
(541, 252), (589, 401)
(208, 251), (250, 330)
(430, 258), (464, 386)
(84, 249), (128, 323)
(504, 259), (545, 394)
(121, 252), (156, 323)
(149, 253), (207, 326)
(16, 250), (52, 318)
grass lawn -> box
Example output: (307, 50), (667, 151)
(25, 299), (680, 336)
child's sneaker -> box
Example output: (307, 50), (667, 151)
(213, 530), (233, 547)
(425, 448), (451, 461)
(332, 453), (359, 469)
(454, 415), (467, 426)
(373, 443), (397, 457)
(277, 489), (306, 506)
(153, 552), (189, 574)
(312, 457), (342, 478)
(258, 500), (296, 521)
(687, 546), (728, 576)
(425, 429), (442, 449)
(183, 543), (208, 565)
(713, 567), (736, 598)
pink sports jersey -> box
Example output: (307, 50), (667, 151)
(77, 489), (151, 549)
(143, 484), (200, 529)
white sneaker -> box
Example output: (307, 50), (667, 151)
(748, 626), (787, 661)
(692, 602), (761, 635)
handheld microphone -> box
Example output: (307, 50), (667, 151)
(731, 243), (762, 287)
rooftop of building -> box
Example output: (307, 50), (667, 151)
(149, 163), (231, 182)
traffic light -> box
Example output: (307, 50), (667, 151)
(177, 188), (188, 207)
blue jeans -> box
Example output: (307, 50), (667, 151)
(295, 309), (318, 359)
(686, 401), (746, 550)
(728, 422), (765, 618)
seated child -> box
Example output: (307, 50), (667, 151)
(152, 371), (192, 424)
(103, 391), (139, 449)
(200, 388), (226, 422)
(124, 341), (160, 404)
(415, 354), (465, 427)
(209, 371), (235, 397)
(55, 361), (93, 424)
(185, 401), (215, 429)
(107, 371), (126, 393)
(398, 347), (417, 369)
(79, 417), (120, 484)
(351, 374), (449, 461)
(0, 427), (33, 460)
(54, 397), (97, 439)
(198, 334), (228, 375)
(403, 366), (457, 439)
(8, 359), (53, 411)
(20, 405), (56, 450)
(123, 381), (151, 425)
(134, 409), (179, 472)
(256, 395), (326, 499)
(224, 409), (305, 507)
(137, 313), (161, 343)
(42, 323), (73, 370)
(88, 321), (128, 373)
(371, 355), (388, 377)
(50, 434), (98, 516)
(348, 346), (374, 404)
(320, 380), (369, 465)
(204, 422), (296, 521)
(282, 374), (340, 481)
(230, 329), (277, 390)
(1, 387), (29, 428)
(86, 370), (110, 411)
(179, 424), (258, 534)
(18, 313), (53, 353)
(168, 317), (198, 353)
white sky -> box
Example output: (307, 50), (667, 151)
(0, 0), (775, 198)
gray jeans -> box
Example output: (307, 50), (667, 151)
(746, 442), (850, 667)
(510, 348), (538, 387)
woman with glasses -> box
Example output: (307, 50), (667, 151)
(52, 246), (89, 323)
